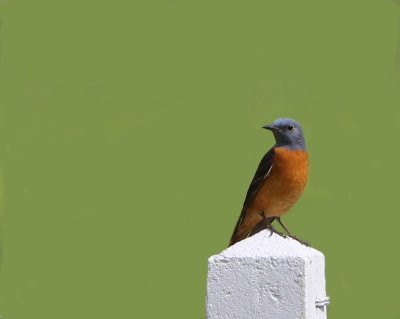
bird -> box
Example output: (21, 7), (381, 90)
(229, 118), (309, 246)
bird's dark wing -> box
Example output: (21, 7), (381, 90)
(242, 147), (275, 210)
(230, 147), (275, 243)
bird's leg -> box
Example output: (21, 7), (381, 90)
(276, 217), (292, 235)
(248, 213), (285, 238)
(266, 222), (287, 239)
(260, 215), (287, 239)
(247, 213), (272, 238)
(276, 217), (310, 246)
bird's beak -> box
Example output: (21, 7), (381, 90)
(262, 124), (279, 131)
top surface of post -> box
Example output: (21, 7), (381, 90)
(211, 229), (324, 260)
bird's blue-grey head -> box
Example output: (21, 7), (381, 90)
(263, 118), (306, 150)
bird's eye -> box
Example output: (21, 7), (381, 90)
(287, 125), (294, 131)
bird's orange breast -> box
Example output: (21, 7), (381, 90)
(248, 147), (309, 217)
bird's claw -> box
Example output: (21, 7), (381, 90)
(266, 225), (287, 238)
(287, 235), (310, 247)
(266, 225), (310, 246)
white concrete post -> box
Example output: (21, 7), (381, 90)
(206, 230), (329, 319)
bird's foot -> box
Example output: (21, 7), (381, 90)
(266, 224), (288, 239)
(274, 217), (310, 246)
(286, 234), (310, 247)
(267, 224), (310, 246)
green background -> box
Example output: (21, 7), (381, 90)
(0, 0), (399, 318)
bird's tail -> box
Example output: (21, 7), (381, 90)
(229, 216), (275, 246)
